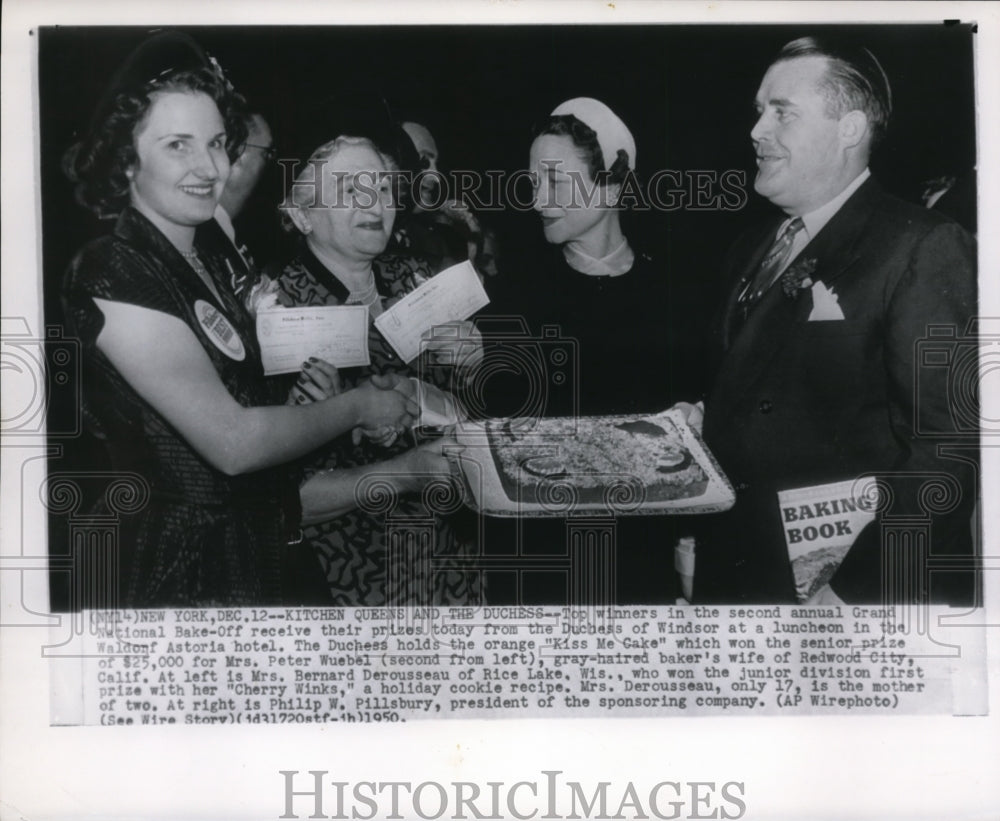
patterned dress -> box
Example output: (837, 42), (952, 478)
(268, 242), (482, 606)
(63, 207), (328, 607)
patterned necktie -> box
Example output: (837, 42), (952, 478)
(737, 217), (805, 313)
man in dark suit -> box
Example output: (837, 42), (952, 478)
(692, 37), (978, 605)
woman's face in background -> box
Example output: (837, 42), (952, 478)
(128, 91), (230, 235)
(529, 133), (610, 247)
(300, 143), (395, 263)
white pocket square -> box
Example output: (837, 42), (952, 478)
(808, 281), (845, 321)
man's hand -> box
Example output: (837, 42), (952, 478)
(672, 401), (705, 435)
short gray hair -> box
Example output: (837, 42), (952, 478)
(282, 135), (398, 228)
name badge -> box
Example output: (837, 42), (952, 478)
(194, 299), (246, 361)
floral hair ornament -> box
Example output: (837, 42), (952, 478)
(781, 257), (818, 298)
(205, 53), (236, 94)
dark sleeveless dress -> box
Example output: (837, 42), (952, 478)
(62, 207), (327, 607)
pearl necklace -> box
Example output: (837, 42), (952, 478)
(346, 274), (384, 318)
(181, 248), (208, 274)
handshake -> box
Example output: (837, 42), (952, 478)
(351, 373), (421, 447)
(289, 358), (462, 447)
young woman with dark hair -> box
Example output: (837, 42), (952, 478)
(62, 33), (417, 607)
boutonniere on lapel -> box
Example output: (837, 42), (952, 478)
(780, 257), (818, 298)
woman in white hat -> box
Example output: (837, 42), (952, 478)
(505, 97), (680, 417)
(481, 97), (686, 605)
(531, 99), (637, 278)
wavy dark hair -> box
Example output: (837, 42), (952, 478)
(63, 66), (249, 220)
(534, 114), (631, 186)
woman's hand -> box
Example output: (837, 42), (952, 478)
(391, 437), (463, 494)
(288, 357), (341, 405)
(299, 436), (464, 524)
(352, 425), (402, 448)
(421, 320), (484, 370)
(290, 367), (416, 445)
(369, 371), (417, 396)
(290, 363), (410, 446)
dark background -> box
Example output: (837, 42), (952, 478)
(39, 23), (978, 296)
(39, 23), (977, 609)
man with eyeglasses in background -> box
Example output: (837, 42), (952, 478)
(216, 111), (275, 256)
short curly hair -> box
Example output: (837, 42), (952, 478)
(63, 67), (248, 220)
(534, 114), (631, 186)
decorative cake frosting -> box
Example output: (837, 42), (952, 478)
(484, 414), (709, 509)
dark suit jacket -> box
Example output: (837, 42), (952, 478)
(697, 178), (978, 605)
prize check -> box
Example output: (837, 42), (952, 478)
(374, 260), (490, 362)
(256, 305), (370, 375)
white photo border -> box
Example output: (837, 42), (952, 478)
(2, 2), (999, 820)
